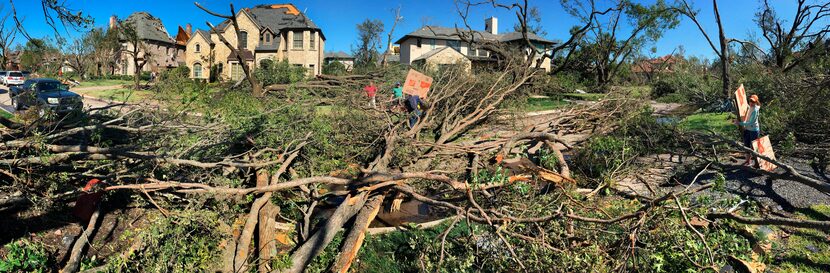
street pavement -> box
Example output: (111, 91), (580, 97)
(0, 84), (115, 115)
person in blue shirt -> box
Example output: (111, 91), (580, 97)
(736, 94), (761, 166)
(405, 94), (424, 128)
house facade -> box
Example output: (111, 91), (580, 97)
(113, 12), (185, 76)
(186, 4), (325, 81)
(396, 17), (555, 72)
(324, 51), (355, 71)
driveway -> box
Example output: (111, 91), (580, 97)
(0, 84), (116, 115)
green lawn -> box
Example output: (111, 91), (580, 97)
(0, 109), (12, 119)
(79, 88), (151, 103)
(563, 92), (604, 101)
(75, 79), (133, 88)
(678, 112), (734, 135)
(524, 97), (571, 112)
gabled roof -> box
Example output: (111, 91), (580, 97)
(122, 12), (174, 44)
(188, 29), (213, 45)
(215, 4), (325, 40)
(324, 51), (353, 59)
(413, 47), (463, 62)
(395, 26), (555, 45)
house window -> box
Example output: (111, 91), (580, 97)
(217, 63), (223, 77)
(293, 31), (303, 49)
(195, 43), (201, 52)
(193, 63), (203, 78)
(308, 64), (315, 74)
(430, 39), (436, 50)
(260, 32), (272, 44)
(416, 38), (422, 48)
(230, 62), (243, 81)
(447, 40), (460, 52)
(309, 32), (315, 50)
(239, 31), (248, 49)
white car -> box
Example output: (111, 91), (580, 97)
(0, 71), (6, 83)
(3, 71), (25, 86)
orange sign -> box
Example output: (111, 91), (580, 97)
(403, 69), (433, 99)
(752, 136), (777, 172)
(735, 84), (749, 122)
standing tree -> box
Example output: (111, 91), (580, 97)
(20, 38), (58, 74)
(756, 0), (830, 72)
(353, 19), (384, 69)
(64, 31), (96, 79)
(563, 0), (680, 88)
(380, 6), (403, 67)
(117, 20), (148, 90)
(0, 12), (17, 70)
(512, 6), (547, 36)
(195, 3), (264, 97)
(89, 28), (120, 77)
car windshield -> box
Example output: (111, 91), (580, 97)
(37, 82), (69, 92)
(9, 72), (22, 77)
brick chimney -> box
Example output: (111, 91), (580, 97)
(185, 23), (192, 34)
(485, 17), (498, 35)
(108, 15), (117, 30)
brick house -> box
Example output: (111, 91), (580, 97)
(186, 4), (325, 81)
(114, 12), (185, 76)
(396, 17), (555, 72)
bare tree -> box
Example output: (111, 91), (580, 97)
(117, 20), (149, 90)
(756, 0), (830, 72)
(0, 12), (16, 70)
(64, 32), (95, 79)
(380, 6), (403, 67)
(195, 3), (264, 97)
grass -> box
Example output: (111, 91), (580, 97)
(77, 88), (151, 103)
(617, 85), (652, 98)
(563, 92), (604, 101)
(524, 97), (571, 112)
(0, 109), (12, 119)
(770, 204), (830, 272)
(75, 79), (133, 88)
(678, 112), (734, 135)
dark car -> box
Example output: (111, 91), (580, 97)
(9, 78), (83, 115)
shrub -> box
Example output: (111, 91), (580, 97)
(0, 239), (51, 272)
(253, 59), (307, 86)
(322, 61), (347, 76)
(105, 210), (223, 272)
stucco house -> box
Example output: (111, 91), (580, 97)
(396, 17), (555, 72)
(186, 4), (325, 81)
(113, 12), (185, 76)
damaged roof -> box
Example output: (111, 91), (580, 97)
(395, 26), (554, 45)
(216, 4), (325, 40)
(122, 12), (174, 44)
(324, 51), (353, 59)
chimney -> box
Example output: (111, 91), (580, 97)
(185, 23), (192, 34)
(108, 15), (117, 30)
(485, 17), (498, 35)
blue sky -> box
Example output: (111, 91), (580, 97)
(10, 0), (806, 60)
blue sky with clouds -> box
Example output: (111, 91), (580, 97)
(10, 0), (806, 60)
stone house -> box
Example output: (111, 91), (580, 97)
(411, 47), (471, 72)
(396, 17), (555, 72)
(186, 4), (325, 81)
(323, 51), (354, 71)
(113, 12), (185, 76)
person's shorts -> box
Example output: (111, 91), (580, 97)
(742, 130), (760, 148)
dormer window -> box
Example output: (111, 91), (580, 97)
(260, 31), (273, 45)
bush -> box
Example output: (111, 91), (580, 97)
(0, 239), (51, 272)
(322, 61), (347, 76)
(253, 59), (307, 86)
(105, 210), (223, 272)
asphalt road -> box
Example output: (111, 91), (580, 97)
(0, 84), (113, 115)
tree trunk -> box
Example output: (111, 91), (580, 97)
(330, 195), (384, 273)
(283, 192), (369, 273)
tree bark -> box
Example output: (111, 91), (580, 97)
(61, 205), (102, 273)
(283, 192), (369, 273)
(330, 195), (384, 273)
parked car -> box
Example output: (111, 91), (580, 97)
(21, 71), (31, 79)
(9, 78), (83, 115)
(0, 71), (6, 83)
(3, 71), (25, 86)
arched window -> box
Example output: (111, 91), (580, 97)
(195, 43), (201, 52)
(193, 63), (203, 78)
(239, 31), (248, 49)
